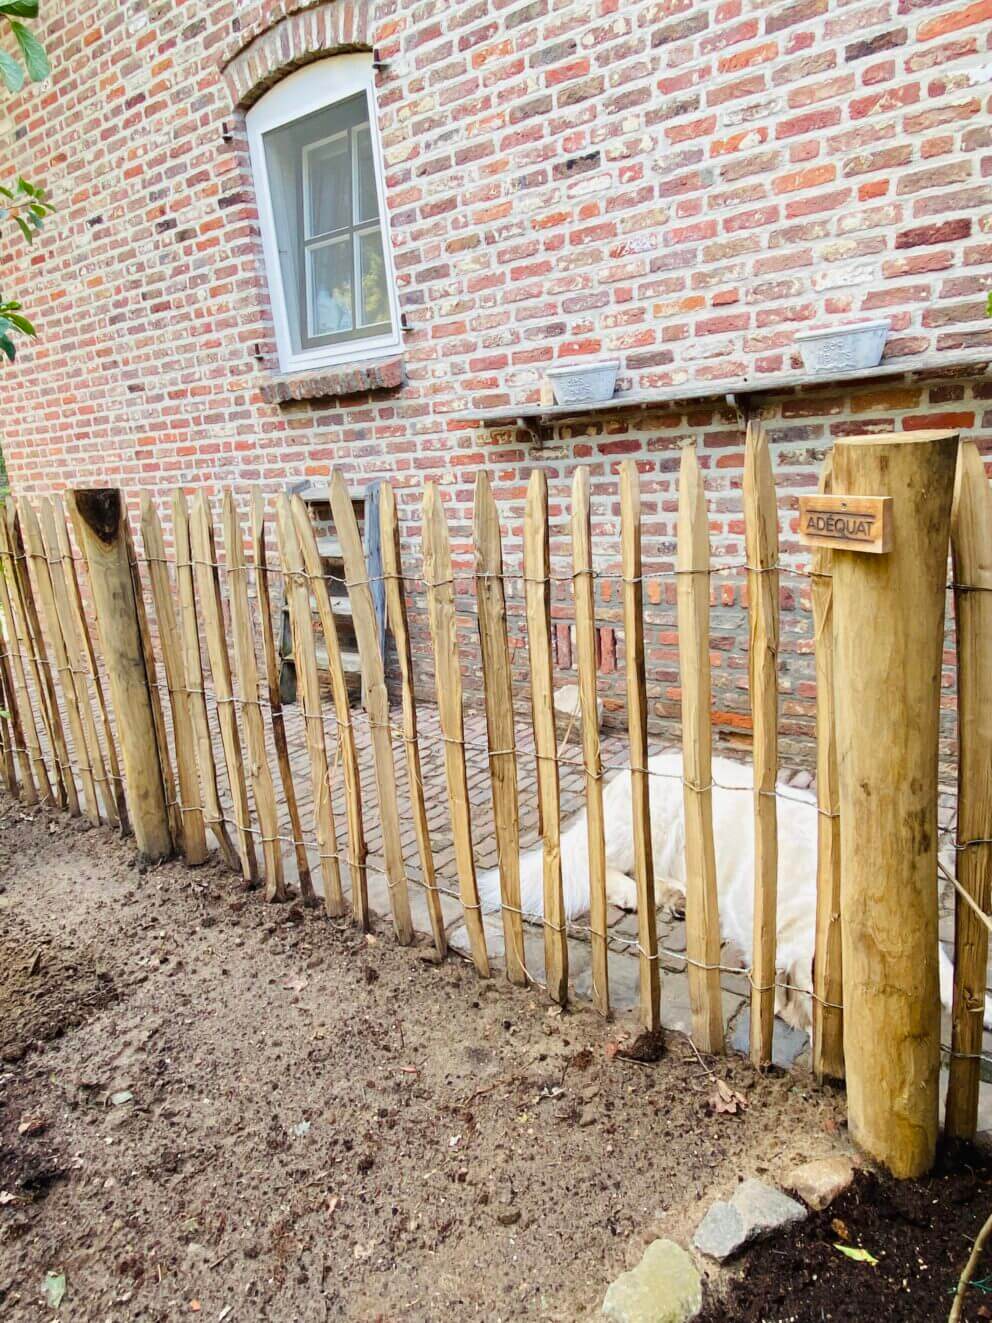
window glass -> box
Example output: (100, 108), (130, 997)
(261, 88), (392, 357)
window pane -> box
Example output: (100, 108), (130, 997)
(308, 238), (354, 338)
(357, 227), (389, 327)
(306, 134), (350, 237)
(353, 126), (379, 224)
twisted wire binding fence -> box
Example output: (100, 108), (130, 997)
(0, 423), (990, 1161)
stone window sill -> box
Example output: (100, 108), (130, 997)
(260, 356), (405, 405)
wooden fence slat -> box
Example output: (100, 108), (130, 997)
(292, 494), (369, 928)
(743, 420), (780, 1067)
(0, 521), (47, 802)
(141, 496), (208, 865)
(19, 498), (101, 824)
(0, 609), (29, 798)
(676, 444), (723, 1054)
(946, 441), (992, 1140)
(5, 506), (77, 812)
(474, 471), (527, 987)
(330, 470), (413, 944)
(524, 469), (568, 1005)
(275, 494), (345, 916)
(620, 460), (661, 1032)
(379, 482), (447, 958)
(69, 489), (172, 859)
(171, 492), (239, 870)
(223, 492), (287, 903)
(811, 458), (844, 1083)
(0, 512), (56, 803)
(126, 514), (183, 847)
(39, 497), (116, 826)
(189, 491), (258, 886)
(250, 490), (315, 907)
(571, 467), (609, 1016)
(422, 482), (490, 977)
(61, 496), (129, 830)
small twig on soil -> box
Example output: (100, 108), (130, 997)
(950, 1207), (992, 1323)
(675, 1031), (718, 1079)
(460, 1073), (523, 1109)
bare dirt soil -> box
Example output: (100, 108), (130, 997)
(0, 794), (851, 1321)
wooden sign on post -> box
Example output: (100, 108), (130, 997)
(798, 494), (892, 554)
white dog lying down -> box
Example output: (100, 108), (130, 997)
(478, 751), (986, 1031)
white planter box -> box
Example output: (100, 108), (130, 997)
(544, 359), (620, 406)
(794, 320), (890, 374)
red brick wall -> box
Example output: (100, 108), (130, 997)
(2, 0), (991, 757)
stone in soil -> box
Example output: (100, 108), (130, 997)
(784, 1156), (855, 1211)
(729, 1010), (808, 1069)
(601, 1239), (702, 1323)
(692, 1179), (806, 1262)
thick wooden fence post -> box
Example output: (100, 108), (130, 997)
(676, 444), (723, 1055)
(743, 420), (780, 1067)
(68, 489), (173, 860)
(811, 458), (844, 1083)
(946, 441), (992, 1141)
(474, 471), (527, 987)
(620, 460), (660, 1033)
(832, 430), (958, 1178)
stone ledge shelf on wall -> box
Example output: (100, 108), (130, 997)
(449, 348), (992, 434)
(260, 356), (405, 405)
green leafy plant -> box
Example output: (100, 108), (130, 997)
(1, 0), (54, 363)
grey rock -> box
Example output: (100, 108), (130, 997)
(602, 1239), (702, 1323)
(730, 1010), (808, 1068)
(785, 1156), (855, 1210)
(693, 1179), (806, 1262)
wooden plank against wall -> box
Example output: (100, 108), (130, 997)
(743, 419), (780, 1068)
(330, 470), (413, 944)
(171, 492), (239, 870)
(571, 466), (609, 1016)
(620, 460), (661, 1033)
(811, 458), (844, 1083)
(189, 491), (258, 886)
(275, 494), (345, 915)
(224, 492), (287, 902)
(39, 497), (115, 826)
(0, 587), (32, 799)
(19, 498), (101, 824)
(379, 482), (447, 958)
(250, 490), (316, 907)
(474, 471), (527, 987)
(60, 497), (129, 830)
(676, 444), (723, 1054)
(524, 469), (568, 1005)
(422, 482), (490, 978)
(141, 495), (209, 865)
(0, 519), (48, 802)
(292, 495), (369, 928)
(946, 441), (992, 1141)
(69, 489), (173, 859)
(5, 505), (77, 813)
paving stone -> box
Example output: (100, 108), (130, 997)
(692, 1179), (806, 1262)
(601, 1239), (702, 1323)
(730, 1009), (809, 1068)
(784, 1156), (855, 1210)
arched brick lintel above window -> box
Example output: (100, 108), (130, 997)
(221, 1), (374, 111)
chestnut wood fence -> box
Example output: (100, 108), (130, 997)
(0, 427), (988, 1178)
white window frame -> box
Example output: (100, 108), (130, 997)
(246, 53), (403, 376)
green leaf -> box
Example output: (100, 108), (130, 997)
(987, 290), (992, 318)
(834, 1244), (878, 1266)
(0, 1), (40, 17)
(10, 21), (49, 81)
(13, 214), (31, 242)
(0, 47), (24, 91)
(5, 311), (34, 335)
(0, 334), (16, 362)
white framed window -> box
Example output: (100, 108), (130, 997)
(247, 54), (402, 375)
